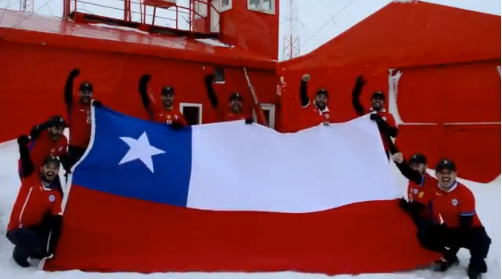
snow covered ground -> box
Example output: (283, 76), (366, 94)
(0, 138), (499, 279)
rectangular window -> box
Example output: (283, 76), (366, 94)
(247, 0), (275, 14)
(180, 103), (203, 125)
(213, 66), (225, 83)
(221, 0), (232, 12)
(252, 104), (276, 128)
(194, 0), (208, 19)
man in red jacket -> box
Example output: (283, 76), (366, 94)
(204, 74), (254, 124)
(351, 76), (397, 158)
(298, 74), (332, 128)
(64, 68), (104, 168)
(392, 152), (437, 229)
(418, 160), (491, 279)
(7, 136), (63, 267)
(138, 74), (187, 129)
(18, 116), (69, 179)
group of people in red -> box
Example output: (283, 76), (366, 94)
(5, 68), (255, 268)
(301, 74), (490, 279)
(5, 68), (490, 279)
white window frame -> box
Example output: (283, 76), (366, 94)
(179, 102), (203, 125)
(220, 0), (232, 12)
(194, 0), (208, 18)
(252, 103), (275, 128)
(213, 66), (225, 84)
(247, 0), (275, 15)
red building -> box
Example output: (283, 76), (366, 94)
(0, 0), (499, 183)
(0, 0), (281, 143)
(278, 1), (501, 183)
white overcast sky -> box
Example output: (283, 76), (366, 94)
(0, 0), (500, 60)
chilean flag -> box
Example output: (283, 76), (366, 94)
(43, 105), (438, 274)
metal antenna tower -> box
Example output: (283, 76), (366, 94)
(20, 0), (35, 13)
(282, 0), (301, 61)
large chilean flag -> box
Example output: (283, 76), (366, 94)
(43, 105), (438, 274)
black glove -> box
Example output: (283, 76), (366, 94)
(17, 135), (30, 146)
(355, 75), (366, 88)
(245, 118), (254, 124)
(92, 100), (103, 107)
(29, 125), (42, 140)
(139, 74), (151, 87)
(204, 74), (214, 84)
(369, 113), (382, 121)
(70, 68), (80, 77)
(170, 121), (185, 131)
(398, 198), (409, 211)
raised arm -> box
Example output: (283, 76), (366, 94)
(29, 116), (66, 140)
(65, 69), (80, 106)
(17, 135), (34, 178)
(391, 153), (424, 185)
(299, 74), (310, 107)
(351, 76), (367, 116)
(204, 75), (219, 108)
(138, 74), (153, 112)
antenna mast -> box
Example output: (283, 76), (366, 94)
(282, 0), (300, 61)
(20, 0), (35, 13)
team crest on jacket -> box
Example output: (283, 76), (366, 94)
(49, 195), (55, 202)
(324, 114), (330, 119)
(58, 146), (63, 152)
(451, 199), (458, 206)
(413, 188), (418, 195)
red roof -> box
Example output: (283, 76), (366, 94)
(281, 1), (501, 71)
(0, 9), (276, 70)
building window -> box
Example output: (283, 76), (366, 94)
(214, 66), (225, 83)
(180, 103), (203, 125)
(252, 103), (275, 128)
(221, 0), (232, 12)
(194, 0), (207, 19)
(248, 0), (275, 14)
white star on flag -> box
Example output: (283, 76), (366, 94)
(119, 132), (165, 173)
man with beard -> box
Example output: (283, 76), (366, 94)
(204, 74), (253, 124)
(64, 68), (102, 167)
(351, 76), (397, 158)
(18, 115), (69, 179)
(391, 152), (437, 229)
(418, 160), (491, 279)
(7, 135), (63, 267)
(299, 74), (331, 128)
(138, 74), (186, 129)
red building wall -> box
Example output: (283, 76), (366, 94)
(277, 60), (501, 183)
(0, 42), (277, 142)
(193, 0), (279, 60)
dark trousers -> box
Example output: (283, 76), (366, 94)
(417, 224), (491, 272)
(7, 227), (48, 260)
(68, 145), (87, 169)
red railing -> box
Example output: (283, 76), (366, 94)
(63, 0), (218, 33)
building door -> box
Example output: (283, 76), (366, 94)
(180, 103), (203, 125)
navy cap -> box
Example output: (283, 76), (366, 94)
(79, 82), (93, 92)
(229, 92), (242, 101)
(161, 86), (175, 95)
(371, 91), (385, 100)
(435, 159), (456, 172)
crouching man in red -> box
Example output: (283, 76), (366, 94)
(6, 135), (63, 268)
(418, 159), (491, 279)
